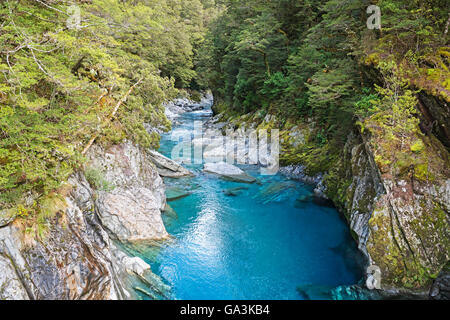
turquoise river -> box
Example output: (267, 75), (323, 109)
(132, 104), (366, 300)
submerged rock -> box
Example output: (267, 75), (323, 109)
(299, 283), (428, 300)
(135, 270), (172, 299)
(312, 195), (335, 207)
(297, 284), (335, 300)
(166, 187), (192, 201)
(134, 286), (158, 300)
(220, 173), (257, 183)
(123, 257), (151, 277)
(429, 261), (450, 300)
(223, 186), (248, 196)
(255, 181), (297, 204)
(203, 144), (228, 163)
(162, 204), (178, 219)
(294, 194), (313, 208)
(204, 162), (256, 183)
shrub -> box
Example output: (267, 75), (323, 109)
(84, 167), (114, 191)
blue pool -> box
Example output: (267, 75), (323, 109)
(134, 106), (365, 300)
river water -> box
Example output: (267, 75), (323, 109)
(134, 104), (365, 300)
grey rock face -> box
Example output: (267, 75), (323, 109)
(87, 142), (169, 242)
(0, 141), (169, 300)
(340, 131), (384, 256)
(0, 231), (29, 300)
(332, 129), (449, 291)
(0, 181), (129, 300)
(279, 165), (323, 185)
(0, 209), (14, 228)
(96, 187), (168, 242)
(87, 142), (166, 210)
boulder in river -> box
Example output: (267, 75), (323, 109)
(294, 194), (313, 208)
(148, 150), (193, 178)
(122, 256), (151, 277)
(203, 162), (256, 183)
(162, 203), (178, 219)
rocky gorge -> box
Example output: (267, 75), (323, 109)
(206, 103), (449, 298)
(1, 0), (448, 303)
(0, 93), (217, 300)
(0, 91), (448, 300)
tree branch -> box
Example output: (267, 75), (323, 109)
(81, 79), (142, 155)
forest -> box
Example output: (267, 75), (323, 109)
(198, 0), (449, 171)
(0, 0), (449, 292)
(0, 0), (216, 214)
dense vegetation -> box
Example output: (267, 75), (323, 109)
(0, 0), (217, 221)
(200, 0), (449, 117)
(198, 0), (449, 172)
(0, 0), (449, 291)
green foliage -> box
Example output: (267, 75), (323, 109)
(361, 61), (444, 183)
(199, 0), (449, 141)
(190, 90), (203, 103)
(0, 0), (210, 212)
(355, 88), (380, 118)
(199, 0), (369, 137)
(84, 167), (114, 192)
(260, 72), (289, 103)
(411, 139), (425, 153)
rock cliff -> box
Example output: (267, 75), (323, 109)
(326, 127), (449, 292)
(0, 141), (168, 299)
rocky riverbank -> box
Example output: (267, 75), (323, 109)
(1, 89), (447, 299)
(0, 140), (168, 299)
(0, 94), (209, 300)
